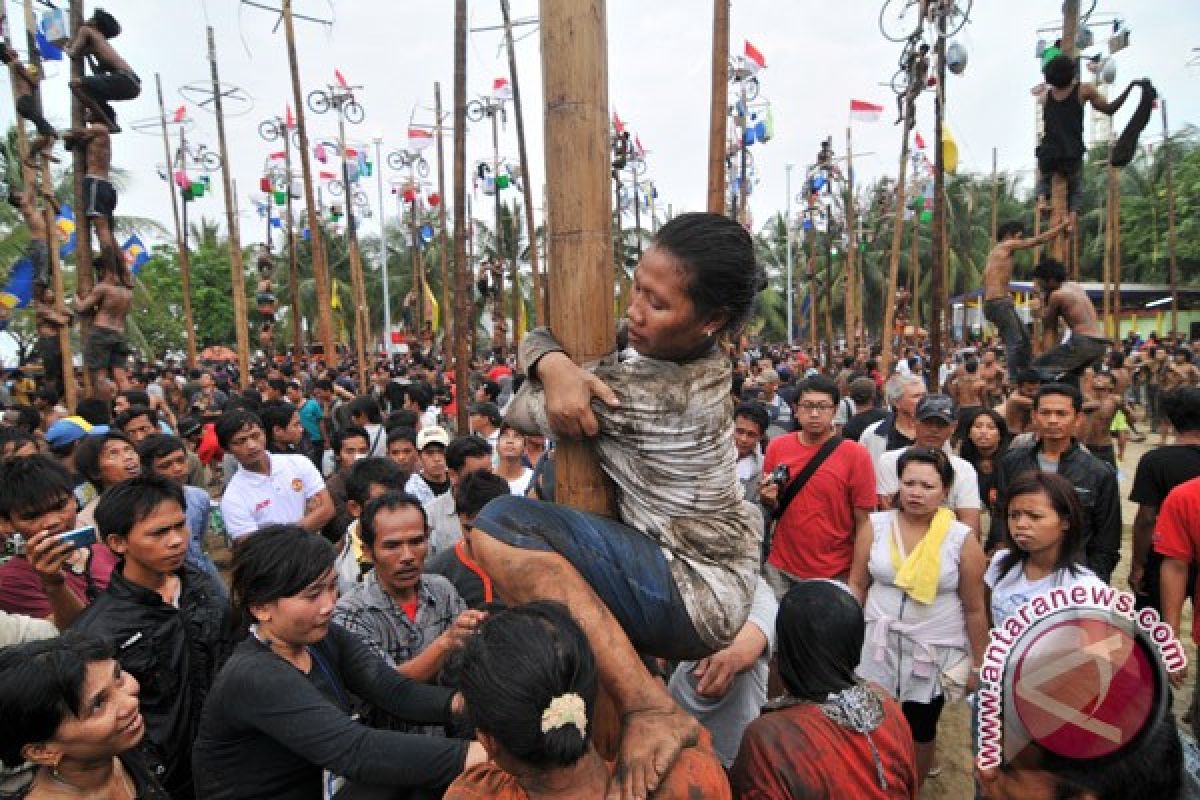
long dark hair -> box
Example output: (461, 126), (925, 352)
(996, 472), (1086, 580)
(959, 408), (1010, 467)
(452, 602), (597, 769)
(230, 525), (335, 629)
(652, 212), (766, 338)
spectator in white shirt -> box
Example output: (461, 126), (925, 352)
(348, 396), (389, 458)
(405, 425), (453, 505)
(216, 409), (335, 539)
(468, 402), (502, 455)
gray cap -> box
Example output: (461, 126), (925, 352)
(915, 394), (957, 423)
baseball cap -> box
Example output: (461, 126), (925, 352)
(416, 425), (450, 450)
(849, 377), (876, 403)
(915, 394), (956, 423)
(45, 415), (109, 449)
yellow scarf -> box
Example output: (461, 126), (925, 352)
(890, 508), (956, 605)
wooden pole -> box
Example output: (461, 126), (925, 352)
(283, 123), (303, 356)
(500, 0), (544, 327)
(911, 216), (920, 335)
(1162, 99), (1180, 336)
(807, 229), (818, 352)
(154, 74), (197, 370)
(12, 1), (75, 407)
(282, 0), (335, 365)
(206, 26), (250, 388)
(453, 0), (471, 435)
(823, 223), (834, 366)
(706, 0), (729, 213)
(68, 0), (92, 398)
(1102, 167), (1115, 336)
(335, 109), (369, 388)
(989, 147), (999, 249)
(1049, 0), (1080, 267)
(736, 84), (748, 224)
(434, 82), (453, 365)
(1112, 168), (1122, 340)
(540, 0), (615, 515)
(879, 133), (911, 375)
(490, 110), (505, 354)
(929, 9), (947, 381)
(845, 126), (858, 349)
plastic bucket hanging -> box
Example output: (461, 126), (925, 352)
(920, 209), (933, 223)
(260, 177), (272, 193)
(190, 181), (206, 198)
(419, 224), (435, 244)
(274, 190), (287, 205)
(496, 174), (510, 190)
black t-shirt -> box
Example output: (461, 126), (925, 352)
(1130, 445), (1200, 508)
(842, 408), (889, 443)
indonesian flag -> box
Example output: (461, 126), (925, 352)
(269, 151), (286, 160)
(612, 111), (625, 135)
(172, 105), (186, 123)
(849, 99), (884, 122)
(744, 40), (766, 71)
(408, 127), (434, 151)
(285, 104), (296, 129)
(634, 134), (645, 157)
(914, 131), (926, 149)
(493, 77), (512, 101)
(334, 69), (350, 88)
(319, 170), (336, 181)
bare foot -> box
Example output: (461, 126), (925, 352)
(608, 705), (699, 800)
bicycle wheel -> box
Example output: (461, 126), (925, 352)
(945, 0), (973, 37)
(200, 150), (223, 172)
(416, 158), (430, 179)
(879, 0), (920, 42)
(343, 100), (365, 125)
(353, 190), (369, 207)
(307, 90), (331, 115)
(891, 67), (910, 96)
(387, 151), (406, 171)
(743, 77), (760, 102)
(258, 119), (281, 142)
(326, 179), (344, 197)
(466, 101), (486, 122)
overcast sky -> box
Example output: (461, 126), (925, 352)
(14, 0), (1200, 248)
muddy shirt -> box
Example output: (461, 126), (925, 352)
(507, 328), (759, 650)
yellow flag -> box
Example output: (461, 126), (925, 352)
(331, 277), (342, 310)
(942, 125), (959, 174)
(516, 293), (528, 340)
(422, 278), (439, 331)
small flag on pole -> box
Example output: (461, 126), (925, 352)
(914, 131), (927, 149)
(407, 127), (434, 151)
(319, 171), (336, 181)
(172, 105), (187, 123)
(493, 77), (512, 101)
(334, 69), (350, 88)
(849, 99), (884, 122)
(121, 234), (150, 276)
(285, 104), (296, 129)
(612, 111), (625, 135)
(744, 40), (766, 71)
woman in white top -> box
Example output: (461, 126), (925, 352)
(985, 471), (1101, 628)
(494, 423), (535, 496)
(849, 446), (989, 786)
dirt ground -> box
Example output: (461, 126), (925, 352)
(921, 434), (1196, 799)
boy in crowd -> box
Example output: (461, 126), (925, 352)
(136, 433), (222, 585)
(70, 475), (230, 800)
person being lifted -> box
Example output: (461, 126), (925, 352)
(65, 7), (140, 133)
(0, 44), (58, 167)
(1031, 257), (1107, 387)
(62, 114), (122, 281)
(75, 255), (133, 401)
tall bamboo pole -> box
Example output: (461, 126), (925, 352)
(154, 75), (197, 369)
(929, 10), (947, 380)
(489, 109), (505, 353)
(540, 0), (615, 515)
(13, 1), (75, 407)
(806, 221), (817, 350)
(845, 127), (858, 348)
(823, 223), (834, 366)
(706, 0), (729, 213)
(500, 0), (544, 327)
(282, 0), (335, 365)
(434, 82), (453, 365)
(335, 109), (369, 388)
(1102, 168), (1114, 335)
(206, 27), (250, 388)
(911, 217), (920, 335)
(1050, 0), (1080, 268)
(1112, 169), (1122, 340)
(453, 0), (470, 435)
(284, 123), (303, 355)
(1162, 100), (1179, 335)
(68, 0), (92, 398)
(989, 147), (999, 249)
(736, 83), (748, 223)
(879, 136), (911, 375)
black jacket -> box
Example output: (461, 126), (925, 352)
(69, 564), (232, 800)
(987, 440), (1122, 582)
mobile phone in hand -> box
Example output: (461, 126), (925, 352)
(58, 526), (97, 549)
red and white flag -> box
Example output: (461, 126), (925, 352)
(285, 104), (296, 129)
(744, 40), (766, 71)
(493, 77), (512, 101)
(319, 170), (336, 181)
(172, 105), (186, 123)
(634, 134), (645, 157)
(849, 99), (884, 122)
(407, 127), (434, 151)
(612, 111), (625, 135)
(914, 131), (927, 149)
(334, 69), (350, 88)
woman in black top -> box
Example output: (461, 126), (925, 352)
(958, 408), (1010, 515)
(192, 525), (485, 799)
(0, 633), (171, 800)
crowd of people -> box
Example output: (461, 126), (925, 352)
(0, 210), (1196, 800)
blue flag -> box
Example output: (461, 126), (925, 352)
(56, 205), (76, 258)
(35, 31), (64, 61)
(121, 234), (149, 275)
(0, 257), (35, 311)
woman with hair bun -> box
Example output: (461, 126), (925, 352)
(445, 601), (730, 799)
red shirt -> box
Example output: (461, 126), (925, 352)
(1152, 476), (1200, 643)
(763, 434), (877, 579)
(486, 364), (513, 383)
(0, 543), (118, 619)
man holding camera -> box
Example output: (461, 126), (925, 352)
(759, 376), (877, 601)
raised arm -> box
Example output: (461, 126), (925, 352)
(1082, 80), (1138, 116)
(65, 24), (96, 59)
(74, 283), (103, 315)
(1012, 222), (1069, 251)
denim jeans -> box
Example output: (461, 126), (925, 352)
(1032, 333), (1108, 388)
(983, 298), (1031, 380)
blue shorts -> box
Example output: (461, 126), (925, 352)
(472, 495), (708, 661)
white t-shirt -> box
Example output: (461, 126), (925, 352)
(984, 550), (1101, 627)
(220, 453), (327, 539)
(506, 467), (535, 497)
(875, 446), (981, 511)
